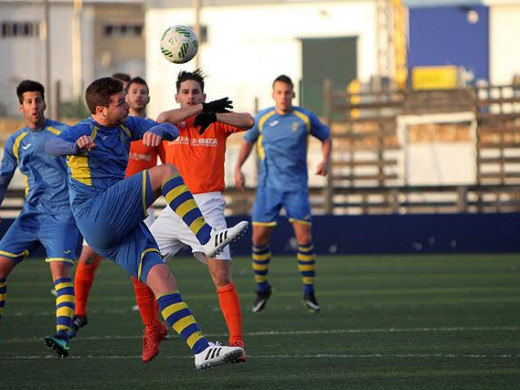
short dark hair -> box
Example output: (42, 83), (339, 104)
(127, 76), (149, 93)
(112, 72), (131, 83)
(85, 77), (124, 114)
(176, 69), (205, 93)
(16, 80), (45, 104)
(273, 74), (294, 90)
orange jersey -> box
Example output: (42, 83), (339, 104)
(162, 117), (244, 194)
(125, 140), (166, 177)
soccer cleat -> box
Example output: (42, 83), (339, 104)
(231, 340), (246, 363)
(194, 342), (244, 371)
(44, 334), (70, 358)
(203, 221), (248, 258)
(252, 286), (272, 313)
(158, 321), (170, 341)
(67, 314), (88, 339)
(303, 292), (320, 312)
(142, 325), (165, 363)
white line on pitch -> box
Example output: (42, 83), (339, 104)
(2, 325), (519, 344)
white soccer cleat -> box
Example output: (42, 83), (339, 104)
(202, 221), (248, 258)
(194, 342), (244, 371)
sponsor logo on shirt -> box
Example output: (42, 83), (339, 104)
(169, 136), (218, 147)
(22, 143), (32, 150)
(269, 120), (279, 127)
(129, 152), (152, 162)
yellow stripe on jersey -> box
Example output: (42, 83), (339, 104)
(90, 126), (99, 141)
(67, 155), (92, 186)
(23, 174), (29, 198)
(120, 124), (131, 139)
(257, 110), (276, 161)
(46, 126), (62, 136)
(293, 110), (311, 133)
(12, 132), (28, 161)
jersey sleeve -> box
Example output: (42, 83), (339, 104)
(0, 135), (18, 204)
(309, 112), (331, 141)
(243, 118), (260, 143)
(58, 122), (91, 143)
(126, 117), (157, 141)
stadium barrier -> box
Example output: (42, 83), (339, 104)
(2, 213), (519, 258)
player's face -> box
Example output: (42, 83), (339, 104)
(126, 83), (150, 111)
(175, 80), (206, 108)
(272, 81), (295, 114)
(19, 91), (46, 129)
(104, 91), (129, 125)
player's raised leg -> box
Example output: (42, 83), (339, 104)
(147, 164), (248, 257)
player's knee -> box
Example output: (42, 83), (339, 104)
(161, 163), (179, 179)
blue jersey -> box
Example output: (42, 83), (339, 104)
(56, 116), (156, 206)
(244, 106), (330, 191)
(0, 118), (71, 215)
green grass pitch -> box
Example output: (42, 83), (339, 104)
(1, 254), (520, 389)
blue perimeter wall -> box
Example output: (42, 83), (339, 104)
(227, 213), (520, 255)
(2, 213), (519, 258)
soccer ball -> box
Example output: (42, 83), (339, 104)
(160, 25), (199, 64)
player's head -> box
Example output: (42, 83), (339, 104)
(112, 72), (131, 91)
(85, 77), (129, 125)
(126, 76), (150, 117)
(272, 74), (295, 114)
(175, 69), (206, 107)
(16, 80), (46, 128)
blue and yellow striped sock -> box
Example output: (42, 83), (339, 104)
(297, 244), (316, 295)
(161, 174), (212, 245)
(0, 278), (6, 323)
(252, 244), (271, 293)
(54, 277), (75, 339)
(157, 291), (209, 354)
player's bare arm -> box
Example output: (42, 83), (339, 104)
(316, 137), (332, 176)
(216, 112), (254, 129)
(157, 104), (202, 124)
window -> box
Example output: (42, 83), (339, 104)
(1, 21), (40, 38)
(104, 22), (143, 38)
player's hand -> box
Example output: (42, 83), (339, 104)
(142, 131), (162, 147)
(76, 135), (96, 151)
(194, 112), (217, 134)
(316, 161), (329, 176)
(235, 168), (245, 191)
(202, 97), (233, 113)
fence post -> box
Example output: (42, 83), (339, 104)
(323, 78), (333, 214)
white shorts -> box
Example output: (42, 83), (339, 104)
(82, 207), (155, 246)
(150, 192), (230, 263)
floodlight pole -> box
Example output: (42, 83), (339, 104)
(44, 0), (53, 117)
(194, 0), (201, 68)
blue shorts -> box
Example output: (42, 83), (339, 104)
(73, 171), (164, 281)
(252, 186), (312, 226)
(0, 211), (81, 265)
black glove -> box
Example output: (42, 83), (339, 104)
(194, 112), (217, 134)
(202, 97), (233, 113)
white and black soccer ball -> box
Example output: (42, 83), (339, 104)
(160, 25), (199, 64)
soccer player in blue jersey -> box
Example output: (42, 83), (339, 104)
(46, 77), (247, 369)
(0, 80), (80, 357)
(235, 74), (332, 313)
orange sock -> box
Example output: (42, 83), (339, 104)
(74, 256), (101, 316)
(131, 277), (158, 329)
(217, 282), (243, 345)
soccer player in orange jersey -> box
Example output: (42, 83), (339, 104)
(150, 69), (254, 362)
(70, 76), (169, 362)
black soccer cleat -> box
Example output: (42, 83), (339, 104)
(67, 314), (88, 339)
(303, 292), (320, 313)
(252, 287), (272, 313)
